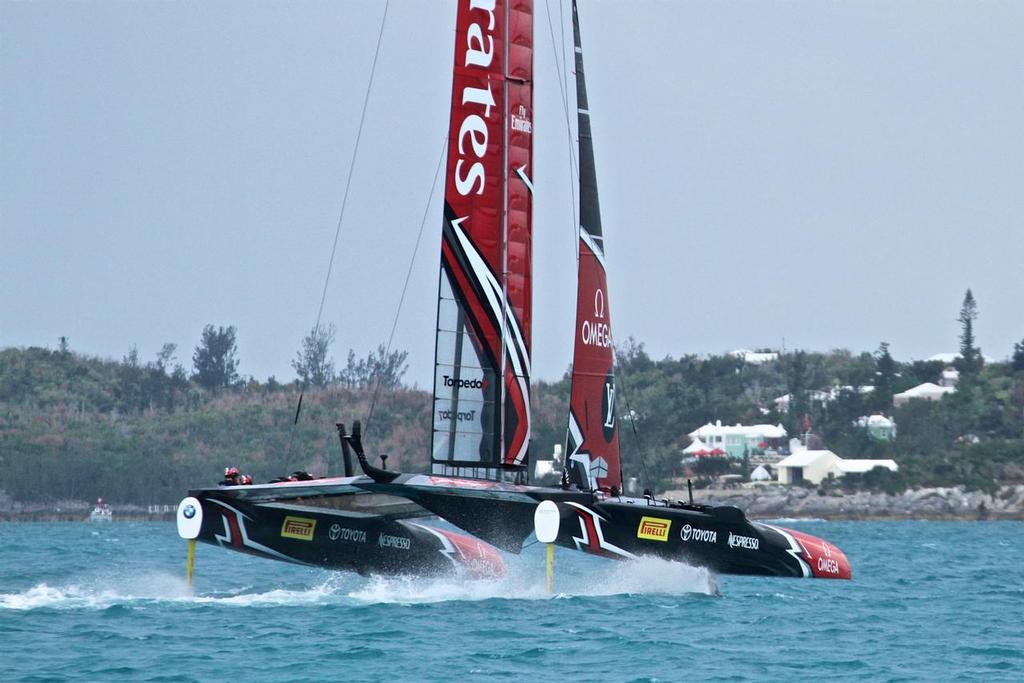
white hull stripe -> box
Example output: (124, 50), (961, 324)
(761, 524), (812, 578)
(565, 501), (636, 559)
(208, 499), (307, 565)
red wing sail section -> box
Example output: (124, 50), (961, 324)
(566, 1), (620, 491)
(432, 0), (533, 480)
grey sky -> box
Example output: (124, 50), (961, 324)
(3, 1), (1021, 388)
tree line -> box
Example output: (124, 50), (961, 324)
(1, 290), (1021, 503)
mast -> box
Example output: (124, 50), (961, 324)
(431, 0), (534, 481)
(565, 0), (621, 491)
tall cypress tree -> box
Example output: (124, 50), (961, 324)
(874, 342), (896, 411)
(956, 289), (982, 377)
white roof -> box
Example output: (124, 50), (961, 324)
(925, 352), (993, 365)
(688, 421), (787, 439)
(895, 382), (955, 399)
(682, 437), (709, 454)
(777, 450), (841, 468)
(856, 414), (895, 428)
(750, 465), (772, 481)
(836, 459), (899, 474)
(729, 349), (779, 365)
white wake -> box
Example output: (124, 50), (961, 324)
(1, 555), (716, 610)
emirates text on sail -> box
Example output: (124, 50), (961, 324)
(454, 0), (497, 197)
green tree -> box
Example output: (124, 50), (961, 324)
(874, 342), (896, 411)
(292, 324), (337, 389)
(1012, 337), (1024, 372)
(192, 325), (239, 392)
(116, 345), (145, 412)
(783, 350), (810, 432)
(338, 344), (408, 390)
(154, 343), (177, 373)
(956, 289), (982, 377)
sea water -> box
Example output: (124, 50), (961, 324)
(1, 521), (1021, 682)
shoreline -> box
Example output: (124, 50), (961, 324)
(663, 484), (1024, 521)
(3, 484), (1024, 522)
(0, 512), (175, 523)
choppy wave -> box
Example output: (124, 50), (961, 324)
(2, 521), (1022, 682)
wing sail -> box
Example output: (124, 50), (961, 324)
(565, 0), (620, 491)
(432, 0), (534, 480)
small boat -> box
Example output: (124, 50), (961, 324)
(89, 498), (113, 523)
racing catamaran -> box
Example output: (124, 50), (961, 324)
(177, 0), (851, 582)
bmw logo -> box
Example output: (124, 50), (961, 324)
(183, 504), (196, 519)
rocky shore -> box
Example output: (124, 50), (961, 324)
(664, 484), (1024, 520)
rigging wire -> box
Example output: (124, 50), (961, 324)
(286, 0), (392, 464)
(545, 0), (580, 267)
(543, 0), (582, 468)
(364, 133), (449, 436)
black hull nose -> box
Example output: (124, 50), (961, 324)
(179, 493), (505, 579)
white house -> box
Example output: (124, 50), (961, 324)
(687, 421), (788, 458)
(776, 450), (899, 485)
(893, 382), (955, 406)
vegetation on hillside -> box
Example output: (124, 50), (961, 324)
(2, 291), (1022, 503)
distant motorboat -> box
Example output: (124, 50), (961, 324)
(89, 498), (112, 522)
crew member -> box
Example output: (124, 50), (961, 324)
(220, 466), (241, 486)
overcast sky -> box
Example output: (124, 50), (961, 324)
(3, 1), (1021, 387)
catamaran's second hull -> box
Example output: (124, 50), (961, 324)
(558, 499), (851, 579)
(350, 475), (851, 580)
(178, 483), (505, 579)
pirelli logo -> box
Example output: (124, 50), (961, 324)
(637, 516), (672, 542)
(280, 516), (316, 541)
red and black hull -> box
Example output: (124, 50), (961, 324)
(557, 498), (851, 579)
(348, 474), (851, 580)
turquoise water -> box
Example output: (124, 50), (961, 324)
(1, 521), (1021, 682)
